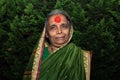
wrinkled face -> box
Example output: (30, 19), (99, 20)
(46, 14), (70, 47)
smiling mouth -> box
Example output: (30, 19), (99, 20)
(56, 36), (65, 40)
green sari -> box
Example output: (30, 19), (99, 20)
(39, 43), (86, 80)
(23, 43), (92, 80)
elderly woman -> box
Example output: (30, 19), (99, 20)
(23, 9), (92, 80)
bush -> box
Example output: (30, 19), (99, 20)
(0, 0), (119, 80)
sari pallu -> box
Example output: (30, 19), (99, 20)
(39, 43), (86, 80)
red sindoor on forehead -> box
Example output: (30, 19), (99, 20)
(54, 16), (61, 23)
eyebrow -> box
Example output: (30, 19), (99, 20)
(49, 24), (56, 27)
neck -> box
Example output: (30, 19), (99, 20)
(48, 45), (61, 54)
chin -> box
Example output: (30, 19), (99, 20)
(55, 41), (67, 45)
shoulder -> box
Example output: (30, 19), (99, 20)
(82, 50), (91, 56)
(70, 43), (92, 80)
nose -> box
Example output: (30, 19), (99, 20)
(57, 27), (62, 34)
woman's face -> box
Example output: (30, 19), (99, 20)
(46, 14), (70, 47)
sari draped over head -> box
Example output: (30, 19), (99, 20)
(23, 21), (92, 80)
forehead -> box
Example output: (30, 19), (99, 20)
(48, 14), (67, 24)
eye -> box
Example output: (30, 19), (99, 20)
(61, 24), (68, 29)
(48, 25), (56, 30)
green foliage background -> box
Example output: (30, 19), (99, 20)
(0, 0), (120, 80)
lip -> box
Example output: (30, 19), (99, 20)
(55, 36), (65, 40)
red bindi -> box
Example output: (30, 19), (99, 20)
(54, 16), (61, 23)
